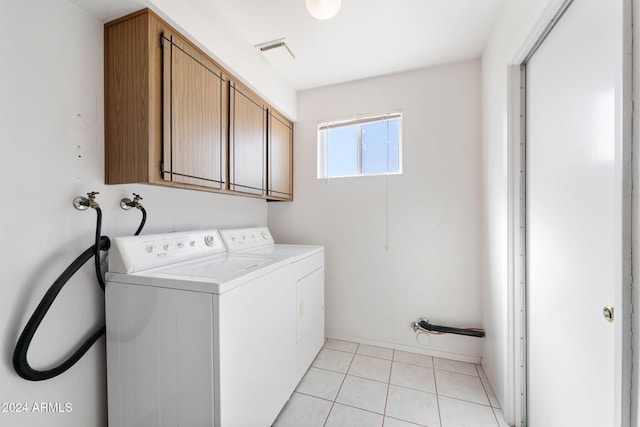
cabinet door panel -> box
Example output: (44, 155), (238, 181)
(268, 111), (293, 200)
(229, 86), (266, 195)
(163, 35), (226, 188)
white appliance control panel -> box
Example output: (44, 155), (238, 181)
(109, 230), (226, 273)
(219, 227), (275, 252)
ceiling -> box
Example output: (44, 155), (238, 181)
(69, 0), (503, 91)
(210, 0), (503, 90)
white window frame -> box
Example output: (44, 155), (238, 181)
(316, 110), (403, 179)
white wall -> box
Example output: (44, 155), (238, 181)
(633, 0), (639, 424)
(0, 1), (270, 426)
(268, 60), (484, 362)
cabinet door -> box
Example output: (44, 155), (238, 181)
(229, 83), (267, 196)
(268, 110), (293, 200)
(162, 33), (227, 189)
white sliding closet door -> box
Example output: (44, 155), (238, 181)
(525, 0), (628, 425)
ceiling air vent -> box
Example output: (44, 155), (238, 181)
(255, 38), (296, 63)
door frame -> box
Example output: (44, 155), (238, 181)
(504, 0), (633, 425)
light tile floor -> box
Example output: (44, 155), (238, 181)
(273, 339), (508, 427)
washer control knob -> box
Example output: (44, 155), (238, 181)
(204, 235), (215, 246)
(177, 242), (185, 249)
(163, 244), (170, 251)
(190, 240), (196, 247)
(146, 245), (155, 253)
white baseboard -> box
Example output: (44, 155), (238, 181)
(326, 333), (482, 364)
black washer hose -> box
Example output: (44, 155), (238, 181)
(134, 207), (146, 237)
(417, 319), (485, 338)
(13, 206), (146, 381)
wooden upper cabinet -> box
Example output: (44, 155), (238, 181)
(104, 10), (156, 185)
(104, 8), (293, 200)
(162, 33), (227, 189)
(229, 82), (267, 196)
(104, 9), (227, 190)
(268, 110), (294, 200)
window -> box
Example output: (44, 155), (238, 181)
(317, 111), (402, 178)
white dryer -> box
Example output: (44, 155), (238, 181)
(105, 228), (324, 427)
(219, 227), (325, 379)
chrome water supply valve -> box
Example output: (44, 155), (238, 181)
(120, 193), (147, 236)
(120, 193), (144, 210)
(73, 191), (100, 210)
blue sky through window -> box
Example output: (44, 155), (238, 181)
(319, 114), (401, 178)
(362, 119), (399, 174)
(325, 126), (357, 177)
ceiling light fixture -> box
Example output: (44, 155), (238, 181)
(305, 0), (342, 20)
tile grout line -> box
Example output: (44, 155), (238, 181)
(491, 407), (503, 427)
(319, 401), (391, 422)
(483, 381), (502, 409)
(294, 391), (334, 404)
(321, 342), (359, 427)
(477, 368), (494, 405)
(432, 394), (496, 408)
(477, 371), (501, 427)
(381, 349), (394, 426)
(434, 364), (443, 427)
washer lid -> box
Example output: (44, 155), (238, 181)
(152, 254), (277, 280)
(108, 253), (285, 294)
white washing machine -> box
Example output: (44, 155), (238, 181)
(105, 228), (324, 427)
